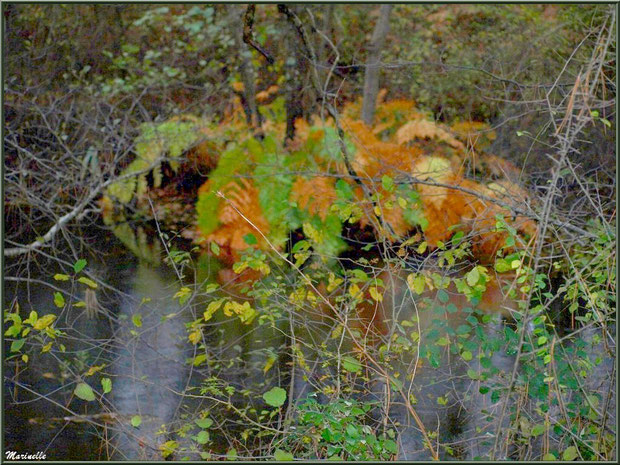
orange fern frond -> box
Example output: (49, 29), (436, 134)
(207, 178), (270, 263)
(291, 176), (338, 221)
(344, 119), (424, 179)
(478, 153), (522, 181)
(186, 139), (220, 172)
(396, 119), (465, 150)
(450, 120), (496, 152)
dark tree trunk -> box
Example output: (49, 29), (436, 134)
(234, 6), (262, 129)
(283, 5), (309, 142)
(361, 5), (393, 126)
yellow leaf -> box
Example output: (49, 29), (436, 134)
(85, 364), (106, 377)
(417, 241), (428, 254)
(302, 222), (324, 244)
(289, 288), (307, 304)
(188, 330), (202, 345)
(78, 277), (98, 289)
(407, 273), (426, 295)
(41, 342), (53, 353)
(369, 286), (383, 302)
(33, 314), (56, 331)
(349, 283), (362, 300)
(223, 301), (239, 317)
(327, 273), (343, 293)
(263, 355), (277, 374)
(330, 325), (343, 340)
(204, 299), (224, 321)
(238, 302), (257, 325)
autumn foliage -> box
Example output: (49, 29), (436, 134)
(193, 96), (536, 267)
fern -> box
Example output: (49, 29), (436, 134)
(196, 125), (353, 258)
(253, 136), (294, 248)
(196, 144), (250, 236)
(105, 116), (209, 207)
(188, 100), (534, 268)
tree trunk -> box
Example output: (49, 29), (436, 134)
(317, 4), (334, 72)
(361, 5), (393, 126)
(234, 6), (262, 129)
(282, 5), (308, 142)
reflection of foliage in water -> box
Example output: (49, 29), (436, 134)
(110, 223), (161, 265)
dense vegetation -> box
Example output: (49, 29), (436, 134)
(4, 4), (616, 461)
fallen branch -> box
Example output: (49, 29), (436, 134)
(4, 159), (168, 257)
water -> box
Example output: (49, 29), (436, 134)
(4, 232), (615, 461)
(3, 237), (198, 460)
(108, 265), (192, 460)
(3, 231), (285, 461)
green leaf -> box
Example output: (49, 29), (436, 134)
(210, 241), (220, 256)
(226, 448), (237, 460)
(132, 314), (143, 328)
(467, 369), (479, 380)
(437, 289), (449, 303)
(10, 339), (25, 352)
(73, 259), (87, 273)
(131, 415), (142, 427)
(381, 175), (394, 192)
(74, 382), (96, 401)
(101, 378), (112, 394)
(531, 424), (545, 437)
(384, 439), (398, 454)
(461, 350), (473, 361)
(386, 376), (403, 393)
(274, 449), (294, 461)
(78, 277), (98, 289)
(5, 325), (21, 337)
(466, 267), (480, 286)
(543, 453), (557, 461)
(54, 292), (65, 308)
(342, 355), (362, 373)
(263, 386), (286, 407)
(54, 274), (70, 281)
(243, 234), (257, 245)
(195, 430), (210, 444)
(195, 417), (213, 429)
(562, 446), (578, 461)
(494, 259), (511, 273)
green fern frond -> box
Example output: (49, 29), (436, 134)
(106, 115), (209, 205)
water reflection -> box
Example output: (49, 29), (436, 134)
(109, 264), (191, 460)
